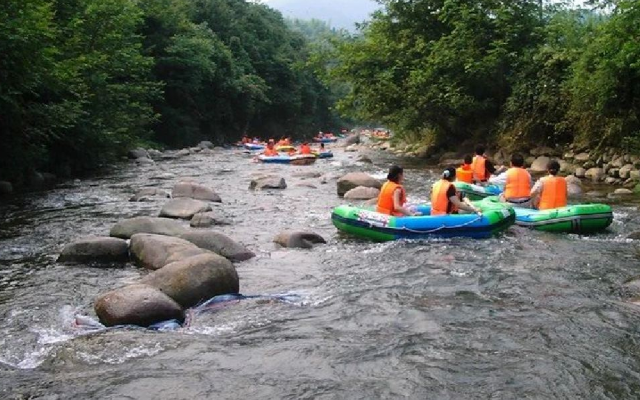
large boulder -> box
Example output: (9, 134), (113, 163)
(0, 181), (12, 195)
(585, 167), (605, 182)
(128, 148), (149, 160)
(249, 175), (287, 190)
(190, 212), (232, 228)
(147, 149), (163, 160)
(530, 156), (551, 173)
(274, 231), (327, 249)
(344, 134), (361, 146)
(172, 182), (222, 202)
(129, 234), (206, 270)
(344, 186), (380, 200)
(619, 164), (634, 180)
(179, 231), (255, 262)
(95, 284), (184, 327)
(129, 188), (170, 202)
(159, 198), (211, 219)
(614, 188), (633, 195)
(198, 141), (214, 149)
(337, 172), (382, 197)
(58, 237), (129, 264)
(530, 146), (556, 157)
(575, 168), (586, 178)
(140, 253), (239, 308)
(110, 217), (187, 239)
(176, 149), (190, 157)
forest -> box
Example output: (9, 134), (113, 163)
(329, 0), (640, 152)
(0, 0), (341, 183)
(2, 0), (639, 185)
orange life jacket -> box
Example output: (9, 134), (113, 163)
(456, 164), (473, 184)
(538, 176), (567, 210)
(472, 155), (489, 182)
(300, 144), (311, 154)
(376, 181), (406, 216)
(431, 179), (458, 216)
(504, 167), (531, 200)
(263, 147), (278, 157)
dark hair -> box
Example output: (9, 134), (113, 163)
(464, 155), (473, 164)
(547, 160), (561, 175)
(511, 153), (525, 167)
(475, 145), (485, 155)
(443, 167), (456, 181)
(387, 165), (404, 183)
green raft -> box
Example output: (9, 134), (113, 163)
(513, 203), (614, 233)
(331, 197), (515, 241)
(453, 182), (503, 201)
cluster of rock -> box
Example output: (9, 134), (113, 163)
(127, 141), (216, 165)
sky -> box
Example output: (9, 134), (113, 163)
(259, 0), (380, 31)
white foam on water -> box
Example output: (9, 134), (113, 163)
(77, 343), (164, 365)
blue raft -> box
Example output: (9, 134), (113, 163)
(314, 151), (334, 159)
(313, 137), (338, 143)
(258, 154), (317, 165)
(244, 143), (265, 151)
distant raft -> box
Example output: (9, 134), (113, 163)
(513, 203), (613, 233)
(331, 197), (515, 241)
(313, 137), (338, 143)
(244, 143), (265, 151)
(454, 182), (503, 201)
(257, 154), (317, 165)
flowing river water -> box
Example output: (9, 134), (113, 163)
(1, 145), (640, 399)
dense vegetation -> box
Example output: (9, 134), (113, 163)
(329, 0), (640, 152)
(0, 0), (340, 184)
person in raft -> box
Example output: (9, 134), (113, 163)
(490, 154), (533, 206)
(530, 160), (567, 210)
(263, 140), (278, 157)
(471, 145), (499, 184)
(431, 168), (482, 215)
(299, 142), (312, 155)
(377, 165), (419, 216)
(456, 155), (474, 184)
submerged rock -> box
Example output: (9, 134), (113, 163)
(172, 182), (221, 202)
(140, 253), (239, 308)
(110, 217), (187, 239)
(130, 233), (206, 270)
(129, 188), (170, 202)
(180, 231), (255, 262)
(128, 148), (149, 160)
(337, 172), (382, 197)
(190, 212), (232, 228)
(159, 198), (212, 219)
(58, 236), (129, 264)
(274, 231), (327, 249)
(344, 186), (380, 200)
(95, 284), (184, 327)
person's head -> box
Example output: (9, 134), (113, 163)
(547, 160), (561, 176)
(387, 165), (404, 184)
(510, 153), (525, 168)
(475, 145), (486, 156)
(443, 167), (456, 182)
(464, 155), (473, 165)
(320, 143), (325, 149)
(267, 142), (274, 148)
(302, 142), (308, 146)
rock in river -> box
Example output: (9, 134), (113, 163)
(530, 156), (551, 173)
(172, 182), (222, 202)
(140, 253), (239, 308)
(159, 198), (212, 219)
(110, 217), (187, 239)
(180, 231), (255, 262)
(274, 231), (327, 249)
(249, 175), (287, 190)
(58, 236), (129, 264)
(130, 234), (206, 270)
(95, 284), (184, 327)
(344, 186), (380, 200)
(128, 148), (149, 160)
(190, 212), (232, 227)
(337, 172), (382, 197)
(129, 188), (170, 202)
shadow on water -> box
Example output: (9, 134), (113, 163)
(1, 146), (640, 398)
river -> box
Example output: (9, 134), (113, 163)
(1, 145), (640, 399)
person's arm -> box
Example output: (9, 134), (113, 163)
(488, 171), (507, 186)
(530, 179), (543, 208)
(393, 188), (418, 216)
(450, 195), (482, 214)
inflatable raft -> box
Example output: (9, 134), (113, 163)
(454, 182), (503, 201)
(331, 197), (515, 241)
(313, 137), (338, 143)
(257, 154), (317, 165)
(513, 204), (613, 233)
(244, 143), (265, 151)
(313, 151), (334, 159)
